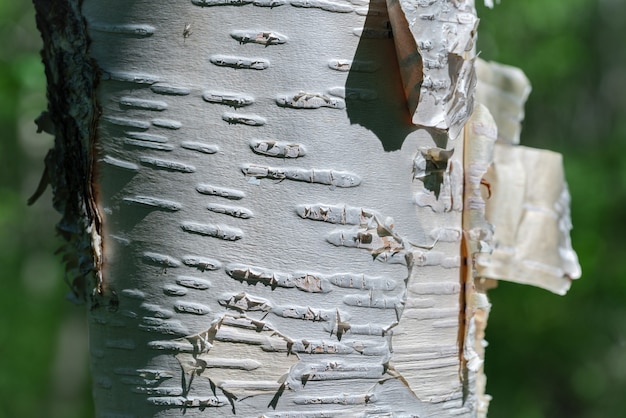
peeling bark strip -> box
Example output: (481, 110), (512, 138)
(386, 0), (477, 138)
(460, 61), (582, 415)
(467, 60), (581, 293)
(32, 0), (110, 307)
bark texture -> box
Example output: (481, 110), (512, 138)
(33, 0), (579, 417)
(32, 0), (111, 307)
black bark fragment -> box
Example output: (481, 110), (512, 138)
(32, 0), (112, 308)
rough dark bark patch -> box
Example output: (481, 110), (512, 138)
(32, 0), (109, 307)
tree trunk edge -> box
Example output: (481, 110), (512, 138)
(32, 0), (111, 308)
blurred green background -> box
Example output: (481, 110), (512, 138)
(1, 1), (624, 417)
(0, 2), (93, 418)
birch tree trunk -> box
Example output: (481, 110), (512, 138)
(32, 0), (580, 416)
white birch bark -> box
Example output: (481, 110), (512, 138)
(32, 0), (579, 417)
(84, 1), (479, 415)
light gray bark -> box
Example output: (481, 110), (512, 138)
(32, 0), (579, 417)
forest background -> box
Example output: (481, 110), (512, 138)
(1, 1), (624, 417)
